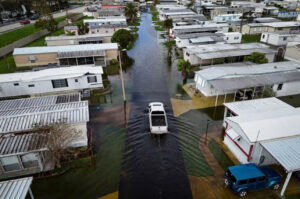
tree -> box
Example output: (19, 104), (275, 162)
(33, 122), (83, 168)
(177, 59), (192, 81)
(162, 18), (173, 42)
(66, 30), (76, 36)
(154, 0), (160, 5)
(124, 3), (138, 22)
(31, 0), (51, 17)
(245, 52), (268, 64)
(111, 29), (134, 49)
(77, 21), (89, 35)
(34, 15), (58, 31)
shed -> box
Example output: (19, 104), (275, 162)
(0, 177), (34, 199)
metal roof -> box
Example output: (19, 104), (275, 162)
(45, 34), (113, 41)
(0, 101), (88, 117)
(226, 109), (300, 143)
(195, 61), (300, 80)
(0, 177), (33, 199)
(261, 137), (300, 172)
(196, 48), (274, 59)
(224, 97), (294, 116)
(177, 32), (224, 39)
(0, 133), (47, 156)
(13, 43), (118, 55)
(0, 66), (103, 83)
(0, 106), (89, 134)
(209, 71), (300, 93)
(0, 94), (80, 111)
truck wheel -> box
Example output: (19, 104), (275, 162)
(272, 183), (280, 190)
(238, 190), (247, 197)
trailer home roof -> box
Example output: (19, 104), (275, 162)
(0, 66), (103, 83)
(13, 43), (118, 55)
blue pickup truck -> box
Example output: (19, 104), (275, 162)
(224, 163), (282, 197)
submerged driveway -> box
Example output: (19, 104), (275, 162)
(118, 12), (193, 199)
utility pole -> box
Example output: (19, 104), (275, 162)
(119, 49), (127, 128)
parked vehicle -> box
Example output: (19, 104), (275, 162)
(19, 20), (30, 25)
(224, 163), (282, 197)
(30, 14), (39, 20)
(148, 102), (168, 134)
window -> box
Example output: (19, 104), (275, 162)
(277, 83), (283, 90)
(258, 176), (266, 181)
(283, 37), (287, 41)
(186, 52), (190, 57)
(249, 178), (256, 183)
(87, 76), (97, 83)
(75, 79), (78, 83)
(1, 156), (20, 172)
(14, 83), (19, 86)
(21, 153), (39, 169)
(227, 37), (229, 40)
(238, 180), (247, 185)
(52, 79), (68, 88)
(234, 36), (239, 40)
(28, 84), (35, 87)
(262, 34), (265, 39)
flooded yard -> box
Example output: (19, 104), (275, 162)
(31, 10), (300, 199)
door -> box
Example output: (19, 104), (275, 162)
(248, 178), (257, 191)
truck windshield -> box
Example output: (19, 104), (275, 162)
(226, 170), (237, 183)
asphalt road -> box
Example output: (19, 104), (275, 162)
(118, 11), (193, 199)
(0, 6), (86, 34)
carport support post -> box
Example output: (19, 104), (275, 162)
(281, 172), (292, 197)
(29, 187), (35, 199)
(215, 94), (219, 107)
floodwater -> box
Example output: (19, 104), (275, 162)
(31, 10), (300, 199)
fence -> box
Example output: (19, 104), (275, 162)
(0, 14), (83, 58)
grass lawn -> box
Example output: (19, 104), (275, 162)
(242, 34), (261, 43)
(0, 16), (67, 48)
(0, 54), (16, 74)
(208, 139), (235, 171)
(0, 25), (43, 48)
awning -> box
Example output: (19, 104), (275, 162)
(57, 50), (106, 59)
(0, 177), (33, 199)
(260, 136), (300, 172)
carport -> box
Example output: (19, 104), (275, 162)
(260, 137), (300, 197)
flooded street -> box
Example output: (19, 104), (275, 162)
(30, 10), (300, 199)
(119, 12), (192, 199)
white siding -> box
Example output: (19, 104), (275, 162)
(0, 74), (103, 98)
(273, 81), (300, 97)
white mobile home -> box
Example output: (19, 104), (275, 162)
(171, 23), (229, 37)
(260, 32), (300, 46)
(224, 107), (300, 165)
(194, 61), (300, 99)
(45, 33), (114, 46)
(184, 43), (274, 66)
(0, 66), (104, 98)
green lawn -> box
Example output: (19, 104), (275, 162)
(0, 16), (67, 48)
(0, 25), (43, 48)
(208, 139), (235, 171)
(0, 54), (16, 74)
(242, 34), (261, 43)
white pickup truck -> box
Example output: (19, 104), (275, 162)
(148, 102), (168, 134)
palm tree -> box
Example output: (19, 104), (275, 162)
(77, 22), (89, 35)
(125, 3), (138, 22)
(177, 59), (192, 81)
(163, 18), (173, 42)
